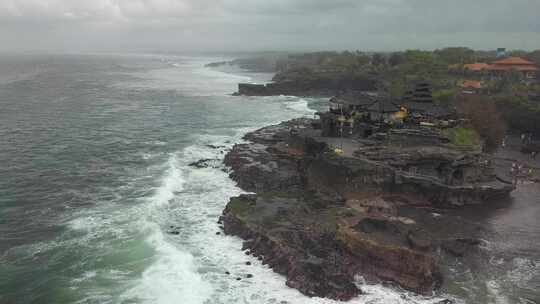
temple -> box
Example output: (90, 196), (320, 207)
(317, 82), (455, 139)
(317, 91), (379, 138)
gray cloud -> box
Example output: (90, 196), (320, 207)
(0, 0), (539, 53)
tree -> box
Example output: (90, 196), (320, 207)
(507, 50), (528, 58)
(434, 47), (475, 64)
(526, 50), (540, 67)
(388, 52), (405, 67)
(494, 95), (540, 134)
(355, 54), (371, 66)
(456, 95), (507, 152)
(433, 89), (457, 106)
(401, 50), (448, 79)
(371, 53), (387, 67)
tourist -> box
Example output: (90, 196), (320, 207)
(511, 162), (517, 184)
(518, 164), (526, 184)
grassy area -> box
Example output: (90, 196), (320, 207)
(227, 197), (253, 218)
(444, 127), (481, 148)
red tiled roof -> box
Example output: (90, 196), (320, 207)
(460, 80), (482, 89)
(492, 57), (536, 66)
(463, 63), (490, 71)
(486, 65), (538, 72)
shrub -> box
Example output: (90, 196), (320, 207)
(444, 127), (481, 147)
(455, 95), (507, 152)
(433, 89), (457, 106)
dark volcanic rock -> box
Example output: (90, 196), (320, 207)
(189, 158), (222, 169)
(436, 300), (455, 304)
(220, 119), (513, 300)
(235, 75), (378, 97)
(223, 121), (308, 193)
(407, 229), (432, 251)
(220, 194), (362, 300)
(441, 238), (481, 257)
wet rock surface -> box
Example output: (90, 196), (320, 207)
(188, 158), (222, 169)
(220, 119), (515, 300)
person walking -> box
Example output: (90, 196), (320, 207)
(511, 162), (518, 186)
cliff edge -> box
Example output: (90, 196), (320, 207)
(219, 119), (513, 300)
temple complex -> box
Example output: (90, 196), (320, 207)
(317, 82), (455, 139)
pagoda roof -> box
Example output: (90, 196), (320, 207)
(367, 100), (400, 113)
(397, 101), (455, 118)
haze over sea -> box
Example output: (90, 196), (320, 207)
(0, 54), (538, 304)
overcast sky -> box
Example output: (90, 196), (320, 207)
(1, 0), (539, 53)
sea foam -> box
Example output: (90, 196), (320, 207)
(110, 59), (453, 304)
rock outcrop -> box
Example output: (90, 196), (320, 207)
(235, 75), (378, 97)
(220, 119), (513, 300)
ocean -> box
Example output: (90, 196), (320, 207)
(0, 54), (537, 304)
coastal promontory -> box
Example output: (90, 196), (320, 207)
(219, 118), (513, 300)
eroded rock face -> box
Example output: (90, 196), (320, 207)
(220, 194), (361, 300)
(224, 142), (302, 193)
(220, 119), (512, 300)
(337, 215), (441, 294)
(220, 191), (490, 300)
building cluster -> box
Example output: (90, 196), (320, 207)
(462, 57), (538, 79)
(455, 56), (539, 92)
(316, 82), (456, 139)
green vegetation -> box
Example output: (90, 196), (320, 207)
(227, 197), (253, 218)
(444, 127), (481, 148)
(266, 47), (540, 135)
(494, 95), (540, 133)
(433, 89), (457, 105)
(456, 95), (507, 152)
(527, 50), (540, 67)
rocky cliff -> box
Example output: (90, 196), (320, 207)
(235, 74), (378, 97)
(219, 119), (513, 301)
